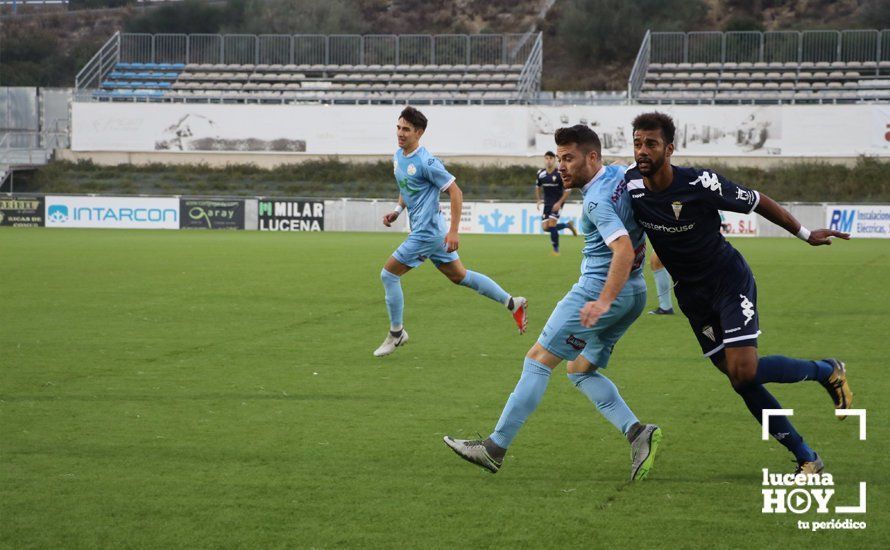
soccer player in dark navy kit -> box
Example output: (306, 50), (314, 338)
(536, 151), (577, 254)
(625, 112), (852, 474)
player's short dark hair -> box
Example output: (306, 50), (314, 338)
(399, 106), (428, 130)
(544, 151), (556, 158)
(632, 112), (675, 145)
(554, 124), (602, 155)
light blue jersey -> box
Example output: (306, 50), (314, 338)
(393, 146), (455, 240)
(578, 164), (646, 296)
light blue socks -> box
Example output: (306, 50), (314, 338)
(380, 269), (404, 330)
(568, 371), (640, 435)
(489, 358), (552, 448)
(653, 268), (673, 311)
(459, 270), (510, 305)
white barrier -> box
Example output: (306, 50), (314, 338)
(25, 194), (889, 239)
(72, 103), (890, 158)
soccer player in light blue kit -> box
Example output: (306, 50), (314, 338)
(375, 106), (528, 357)
(444, 125), (662, 480)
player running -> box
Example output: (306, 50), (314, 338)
(444, 125), (661, 480)
(536, 151), (577, 255)
(626, 112), (852, 473)
(375, 106), (527, 357)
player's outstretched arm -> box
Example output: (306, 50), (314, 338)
(754, 192), (850, 246)
(443, 182), (462, 252)
(580, 235), (634, 327)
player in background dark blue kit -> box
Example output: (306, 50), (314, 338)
(536, 151), (577, 254)
(625, 112), (852, 474)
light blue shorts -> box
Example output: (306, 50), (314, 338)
(392, 234), (460, 268)
(537, 281), (646, 368)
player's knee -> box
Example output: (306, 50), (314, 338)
(566, 357), (596, 374)
(380, 268), (400, 283)
(526, 343), (560, 368)
(727, 360), (757, 390)
(447, 270), (465, 284)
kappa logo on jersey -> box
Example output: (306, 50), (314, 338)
(588, 202), (597, 213)
(392, 159), (399, 172)
(407, 164), (417, 176)
(427, 158), (435, 166)
(691, 171), (723, 195)
(671, 201), (683, 220)
(632, 192), (644, 198)
(565, 334), (587, 351)
(740, 294), (755, 325)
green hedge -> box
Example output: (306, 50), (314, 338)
(12, 157), (890, 202)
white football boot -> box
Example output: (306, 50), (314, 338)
(373, 330), (409, 357)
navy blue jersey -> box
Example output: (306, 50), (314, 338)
(536, 169), (565, 205)
(625, 165), (760, 283)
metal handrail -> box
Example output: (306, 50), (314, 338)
(627, 30), (651, 98)
(75, 31), (120, 90)
(517, 32), (543, 98)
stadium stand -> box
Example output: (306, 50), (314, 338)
(628, 29), (890, 104)
(76, 32), (543, 104)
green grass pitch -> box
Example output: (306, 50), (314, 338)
(1, 229), (887, 548)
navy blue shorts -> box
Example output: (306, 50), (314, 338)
(673, 252), (760, 360)
(542, 203), (561, 221)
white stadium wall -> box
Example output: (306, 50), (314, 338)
(71, 102), (890, 158)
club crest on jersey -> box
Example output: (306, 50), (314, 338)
(671, 201), (683, 220)
(702, 325), (716, 342)
(691, 171), (722, 196)
(407, 164), (417, 176)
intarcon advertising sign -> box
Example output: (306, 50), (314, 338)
(45, 196), (179, 229)
(827, 204), (890, 238)
(180, 199), (245, 229)
(0, 197), (44, 227)
(258, 199), (324, 231)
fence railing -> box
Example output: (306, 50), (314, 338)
(107, 32), (538, 68)
(75, 32), (120, 91)
(517, 32), (543, 98)
(627, 30), (651, 98)
(644, 28), (889, 65)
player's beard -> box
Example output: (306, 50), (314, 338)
(636, 155), (663, 177)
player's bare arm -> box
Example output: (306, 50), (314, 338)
(382, 195), (406, 227)
(580, 235), (634, 327)
(754, 192), (850, 245)
(444, 182), (461, 252)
